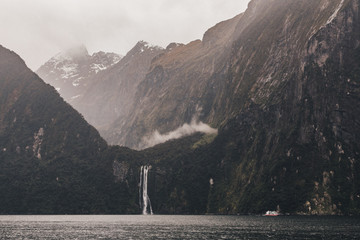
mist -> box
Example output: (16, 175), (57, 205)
(0, 0), (250, 70)
(140, 118), (218, 149)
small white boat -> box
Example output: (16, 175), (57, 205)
(264, 210), (280, 216)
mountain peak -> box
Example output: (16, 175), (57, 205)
(129, 41), (164, 55)
(63, 44), (89, 61)
(166, 42), (184, 51)
(36, 46), (122, 101)
(50, 44), (89, 63)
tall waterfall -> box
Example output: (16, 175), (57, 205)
(139, 166), (153, 215)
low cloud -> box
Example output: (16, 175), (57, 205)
(140, 118), (217, 149)
(0, 0), (250, 70)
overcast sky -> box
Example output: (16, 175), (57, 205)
(0, 0), (250, 70)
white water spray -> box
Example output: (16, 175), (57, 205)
(139, 165), (153, 215)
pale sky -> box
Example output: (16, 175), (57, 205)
(0, 0), (250, 70)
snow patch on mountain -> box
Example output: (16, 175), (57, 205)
(72, 79), (80, 87)
(91, 63), (108, 73)
(37, 46), (122, 101)
(70, 95), (81, 100)
(90, 51), (122, 73)
(139, 41), (164, 53)
(60, 63), (78, 79)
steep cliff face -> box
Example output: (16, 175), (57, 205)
(109, 14), (243, 148)
(0, 45), (127, 214)
(109, 0), (360, 215)
(109, 0), (357, 150)
(205, 0), (360, 215)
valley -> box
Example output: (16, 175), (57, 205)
(0, 0), (359, 215)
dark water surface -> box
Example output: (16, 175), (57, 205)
(0, 215), (359, 239)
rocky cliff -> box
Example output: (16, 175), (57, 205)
(110, 0), (358, 149)
(108, 14), (243, 148)
(109, 0), (360, 215)
(205, 0), (360, 215)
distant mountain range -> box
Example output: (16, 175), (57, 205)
(37, 41), (164, 135)
(1, 0), (359, 215)
(37, 45), (121, 104)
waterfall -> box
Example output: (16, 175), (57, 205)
(139, 165), (153, 215)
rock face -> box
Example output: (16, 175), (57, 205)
(207, 0), (360, 215)
(113, 0), (359, 151)
(108, 14), (243, 148)
(36, 45), (121, 106)
(109, 0), (360, 215)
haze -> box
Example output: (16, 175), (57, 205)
(0, 0), (250, 70)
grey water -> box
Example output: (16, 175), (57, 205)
(0, 215), (359, 239)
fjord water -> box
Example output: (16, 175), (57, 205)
(1, 215), (359, 239)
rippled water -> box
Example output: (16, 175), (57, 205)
(0, 215), (359, 239)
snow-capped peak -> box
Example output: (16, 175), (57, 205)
(90, 52), (122, 73)
(136, 40), (164, 53)
(36, 46), (122, 102)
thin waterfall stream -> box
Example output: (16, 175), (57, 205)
(139, 166), (153, 215)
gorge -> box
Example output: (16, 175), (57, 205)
(0, 0), (359, 215)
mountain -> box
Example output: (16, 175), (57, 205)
(38, 41), (164, 132)
(109, 14), (243, 148)
(109, 0), (360, 215)
(203, 0), (360, 215)
(13, 0), (360, 215)
(0, 45), (132, 214)
(71, 41), (165, 130)
(110, 0), (359, 151)
(36, 45), (121, 103)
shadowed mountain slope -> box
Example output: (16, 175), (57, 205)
(0, 45), (131, 214)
